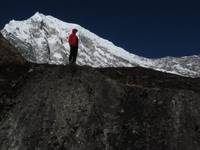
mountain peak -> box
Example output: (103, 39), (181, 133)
(1, 13), (200, 77)
(30, 12), (45, 20)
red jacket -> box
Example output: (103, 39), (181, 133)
(68, 33), (79, 47)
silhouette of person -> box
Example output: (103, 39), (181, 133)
(68, 29), (79, 64)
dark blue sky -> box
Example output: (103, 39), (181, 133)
(0, 0), (200, 58)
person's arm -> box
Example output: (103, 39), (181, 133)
(68, 35), (71, 44)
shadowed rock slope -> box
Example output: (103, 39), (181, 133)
(0, 64), (200, 150)
(0, 34), (27, 65)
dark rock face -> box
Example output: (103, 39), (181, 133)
(0, 34), (27, 65)
(0, 65), (200, 150)
(98, 67), (200, 92)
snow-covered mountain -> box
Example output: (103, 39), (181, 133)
(1, 12), (200, 77)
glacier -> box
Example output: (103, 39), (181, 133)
(1, 12), (200, 77)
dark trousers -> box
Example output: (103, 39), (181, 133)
(69, 46), (78, 64)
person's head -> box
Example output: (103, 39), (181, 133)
(72, 29), (78, 34)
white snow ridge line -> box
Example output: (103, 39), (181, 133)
(2, 12), (200, 78)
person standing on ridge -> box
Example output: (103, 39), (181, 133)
(68, 29), (79, 64)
